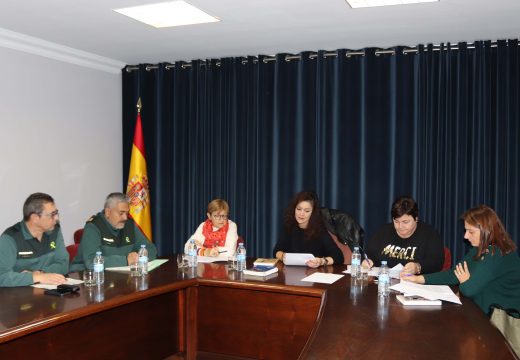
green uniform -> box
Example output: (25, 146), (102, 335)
(0, 221), (69, 287)
(70, 212), (157, 271)
(424, 246), (520, 315)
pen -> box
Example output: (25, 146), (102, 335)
(218, 250), (228, 253)
(363, 253), (372, 268)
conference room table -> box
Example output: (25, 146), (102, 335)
(0, 258), (516, 360)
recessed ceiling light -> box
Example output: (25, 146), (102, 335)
(113, 1), (220, 28)
(346, 0), (438, 9)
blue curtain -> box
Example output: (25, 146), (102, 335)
(122, 40), (520, 263)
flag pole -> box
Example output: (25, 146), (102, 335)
(127, 97), (152, 241)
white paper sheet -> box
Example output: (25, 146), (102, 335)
(301, 272), (344, 284)
(343, 263), (404, 279)
(196, 254), (229, 263)
(390, 281), (462, 304)
(32, 277), (84, 290)
(106, 259), (169, 272)
(389, 264), (404, 279)
(283, 253), (315, 266)
(344, 265), (380, 277)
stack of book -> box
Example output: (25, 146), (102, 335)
(396, 295), (442, 306)
(253, 258), (279, 267)
(243, 265), (278, 277)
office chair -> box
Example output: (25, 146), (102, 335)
(441, 247), (452, 271)
(66, 228), (84, 263)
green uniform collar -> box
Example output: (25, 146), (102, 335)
(98, 211), (123, 235)
(20, 221), (34, 240)
(20, 220), (59, 241)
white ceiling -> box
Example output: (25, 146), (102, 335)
(0, 0), (519, 67)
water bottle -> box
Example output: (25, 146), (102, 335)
(187, 239), (198, 268)
(350, 276), (361, 305)
(236, 243), (246, 271)
(133, 273), (148, 291)
(378, 260), (390, 297)
(94, 284), (105, 303)
(93, 251), (104, 285)
(138, 244), (149, 275)
(351, 246), (361, 278)
(377, 295), (389, 327)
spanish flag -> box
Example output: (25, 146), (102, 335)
(126, 98), (152, 241)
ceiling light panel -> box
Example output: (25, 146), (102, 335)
(346, 0), (438, 9)
(114, 1), (219, 28)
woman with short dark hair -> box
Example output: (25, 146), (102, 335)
(362, 196), (445, 275)
(273, 191), (343, 268)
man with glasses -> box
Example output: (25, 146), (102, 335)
(70, 192), (157, 271)
(0, 193), (69, 287)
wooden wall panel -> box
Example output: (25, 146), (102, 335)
(197, 286), (322, 360)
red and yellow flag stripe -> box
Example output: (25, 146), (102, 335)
(126, 111), (152, 241)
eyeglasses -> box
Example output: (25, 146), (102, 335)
(212, 214), (228, 220)
(40, 210), (59, 218)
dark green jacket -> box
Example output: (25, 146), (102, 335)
(0, 221), (68, 287)
(425, 246), (520, 315)
(70, 212), (157, 271)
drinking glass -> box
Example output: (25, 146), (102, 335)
(130, 262), (140, 277)
(176, 254), (185, 269)
(360, 265), (369, 281)
(83, 269), (96, 287)
(227, 256), (237, 270)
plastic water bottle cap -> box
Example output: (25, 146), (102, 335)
(381, 261), (387, 265)
(354, 247), (359, 250)
(141, 244), (146, 248)
(96, 251), (101, 255)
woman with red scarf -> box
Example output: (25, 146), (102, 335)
(184, 199), (238, 257)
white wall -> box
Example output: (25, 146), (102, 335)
(0, 46), (122, 245)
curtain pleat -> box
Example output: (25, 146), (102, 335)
(123, 40), (520, 261)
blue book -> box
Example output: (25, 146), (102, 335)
(243, 265), (278, 276)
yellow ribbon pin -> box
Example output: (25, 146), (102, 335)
(50, 241), (56, 249)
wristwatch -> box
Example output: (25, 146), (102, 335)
(416, 262), (422, 274)
(323, 257), (329, 266)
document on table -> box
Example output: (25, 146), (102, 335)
(106, 259), (169, 272)
(283, 253), (315, 266)
(343, 263), (404, 279)
(344, 265), (380, 277)
(390, 281), (462, 304)
(301, 272), (344, 284)
(32, 277), (84, 290)
(197, 254), (229, 263)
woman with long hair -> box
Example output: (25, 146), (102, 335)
(403, 205), (520, 315)
(273, 191), (343, 268)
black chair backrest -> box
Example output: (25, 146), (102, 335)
(321, 207), (364, 251)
